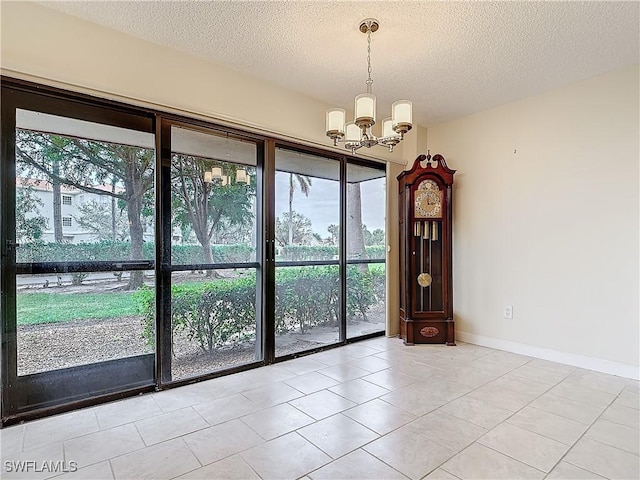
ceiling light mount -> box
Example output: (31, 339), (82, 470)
(326, 18), (412, 154)
(359, 18), (379, 34)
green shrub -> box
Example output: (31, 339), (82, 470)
(369, 264), (386, 301)
(17, 241), (254, 264)
(275, 266), (340, 333)
(346, 267), (376, 320)
(18, 241), (382, 264)
(137, 264), (385, 354)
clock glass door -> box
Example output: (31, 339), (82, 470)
(413, 180), (443, 313)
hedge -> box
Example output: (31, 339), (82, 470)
(137, 265), (385, 354)
(18, 241), (385, 264)
(279, 245), (386, 261)
(17, 241), (253, 264)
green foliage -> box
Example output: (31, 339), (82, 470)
(279, 245), (337, 261)
(362, 225), (385, 246)
(275, 211), (313, 246)
(137, 265), (385, 353)
(17, 240), (380, 264)
(75, 199), (130, 241)
(365, 245), (386, 260)
(138, 277), (256, 354)
(171, 155), (256, 252)
(172, 244), (254, 264)
(17, 241), (254, 264)
(17, 292), (138, 325)
(16, 185), (48, 242)
(346, 267), (375, 321)
(369, 264), (387, 301)
(275, 266), (340, 333)
(277, 245), (386, 261)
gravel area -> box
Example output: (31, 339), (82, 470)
(17, 304), (385, 378)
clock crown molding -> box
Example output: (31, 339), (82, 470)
(398, 153), (456, 185)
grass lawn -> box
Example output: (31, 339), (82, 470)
(17, 292), (139, 325)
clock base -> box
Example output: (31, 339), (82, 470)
(399, 318), (455, 346)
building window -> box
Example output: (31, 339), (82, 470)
(62, 195), (72, 205)
(62, 217), (72, 227)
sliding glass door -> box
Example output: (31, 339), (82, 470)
(1, 87), (157, 418)
(274, 147), (341, 357)
(165, 124), (262, 381)
(346, 162), (387, 338)
(1, 79), (387, 424)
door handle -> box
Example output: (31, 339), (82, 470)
(266, 239), (275, 261)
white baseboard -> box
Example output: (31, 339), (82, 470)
(457, 331), (640, 381)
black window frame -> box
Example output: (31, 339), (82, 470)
(0, 76), (387, 425)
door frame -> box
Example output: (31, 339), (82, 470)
(0, 77), (387, 426)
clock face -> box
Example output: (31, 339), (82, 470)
(414, 180), (442, 218)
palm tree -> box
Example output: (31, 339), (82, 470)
(288, 173), (312, 244)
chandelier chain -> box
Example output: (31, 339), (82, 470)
(366, 26), (373, 94)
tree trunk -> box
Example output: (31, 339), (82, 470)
(124, 153), (145, 290)
(202, 235), (214, 269)
(189, 191), (216, 277)
(52, 159), (63, 243)
(126, 192), (145, 289)
(111, 177), (117, 241)
(347, 183), (368, 274)
(288, 173), (294, 245)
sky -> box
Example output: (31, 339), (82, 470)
(274, 172), (386, 237)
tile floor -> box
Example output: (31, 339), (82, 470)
(1, 338), (639, 480)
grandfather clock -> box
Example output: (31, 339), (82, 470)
(398, 153), (456, 345)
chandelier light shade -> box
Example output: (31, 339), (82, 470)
(354, 93), (376, 127)
(392, 100), (413, 136)
(381, 118), (395, 138)
(236, 168), (251, 185)
(203, 166), (250, 186)
(326, 18), (413, 153)
(326, 108), (346, 139)
(345, 122), (360, 142)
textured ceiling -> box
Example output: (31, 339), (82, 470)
(39, 1), (639, 127)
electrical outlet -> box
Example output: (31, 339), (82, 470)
(504, 306), (513, 319)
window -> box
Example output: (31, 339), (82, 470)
(2, 78), (387, 424)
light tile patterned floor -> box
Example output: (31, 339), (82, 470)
(1, 338), (639, 480)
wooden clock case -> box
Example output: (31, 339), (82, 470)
(398, 153), (456, 345)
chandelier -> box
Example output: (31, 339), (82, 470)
(326, 19), (413, 154)
(204, 167), (250, 186)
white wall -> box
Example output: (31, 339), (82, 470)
(0, 1), (405, 164)
(428, 66), (639, 375)
(1, 1), (411, 337)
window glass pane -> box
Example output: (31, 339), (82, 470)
(347, 163), (386, 261)
(17, 270), (155, 376)
(15, 109), (155, 263)
(274, 148), (341, 356)
(170, 269), (260, 381)
(346, 163), (386, 338)
(275, 148), (339, 261)
(170, 127), (257, 265)
(347, 263), (386, 338)
(275, 265), (340, 356)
